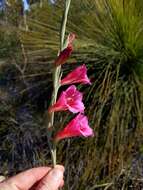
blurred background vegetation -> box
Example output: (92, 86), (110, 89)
(1, 0), (143, 189)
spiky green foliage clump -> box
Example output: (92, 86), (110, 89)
(1, 0), (143, 189)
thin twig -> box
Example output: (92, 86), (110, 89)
(90, 182), (113, 190)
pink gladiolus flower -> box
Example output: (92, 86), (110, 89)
(54, 113), (94, 141)
(61, 64), (91, 85)
(48, 85), (84, 113)
(54, 33), (75, 66)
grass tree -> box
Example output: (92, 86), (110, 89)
(1, 0), (143, 189)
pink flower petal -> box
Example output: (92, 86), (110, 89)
(54, 113), (94, 141)
(54, 33), (75, 66)
(48, 85), (84, 113)
(61, 65), (91, 85)
(54, 45), (73, 66)
(67, 100), (85, 113)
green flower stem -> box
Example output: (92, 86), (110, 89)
(47, 0), (71, 167)
(60, 0), (72, 51)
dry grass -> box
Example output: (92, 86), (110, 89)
(1, 0), (143, 189)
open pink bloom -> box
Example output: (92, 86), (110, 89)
(48, 85), (84, 113)
(54, 113), (94, 141)
(54, 33), (75, 66)
(61, 64), (91, 85)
